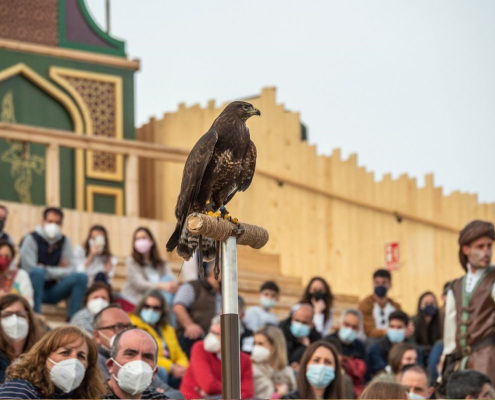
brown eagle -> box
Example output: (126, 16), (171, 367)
(166, 101), (260, 273)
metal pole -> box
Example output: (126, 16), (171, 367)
(221, 236), (241, 399)
(106, 0), (111, 33)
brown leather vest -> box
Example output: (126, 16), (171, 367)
(176, 279), (217, 337)
(452, 268), (495, 350)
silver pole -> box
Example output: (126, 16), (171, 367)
(221, 236), (241, 399)
(106, 0), (111, 34)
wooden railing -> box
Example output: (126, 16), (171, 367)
(0, 122), (463, 233)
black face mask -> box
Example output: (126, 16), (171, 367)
(0, 220), (4, 232)
(310, 291), (326, 301)
(374, 285), (388, 298)
(421, 304), (438, 316)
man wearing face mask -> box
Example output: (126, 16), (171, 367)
(173, 262), (222, 357)
(326, 309), (367, 397)
(180, 315), (254, 399)
(398, 365), (434, 400)
(441, 220), (495, 389)
(0, 205), (13, 245)
(19, 207), (87, 319)
(367, 311), (424, 378)
(359, 269), (403, 339)
(106, 328), (170, 399)
(280, 303), (321, 370)
(243, 281), (280, 331)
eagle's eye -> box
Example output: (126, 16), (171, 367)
(242, 105), (250, 111)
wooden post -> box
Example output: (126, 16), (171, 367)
(45, 143), (60, 206)
(125, 154), (139, 217)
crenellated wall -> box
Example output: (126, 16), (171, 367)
(137, 87), (495, 313)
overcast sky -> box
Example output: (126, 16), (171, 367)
(87, 0), (495, 204)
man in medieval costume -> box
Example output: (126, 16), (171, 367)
(441, 220), (495, 387)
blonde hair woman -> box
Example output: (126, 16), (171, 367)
(0, 325), (106, 399)
(252, 325), (297, 399)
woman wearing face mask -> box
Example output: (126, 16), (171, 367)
(0, 325), (106, 399)
(69, 282), (113, 333)
(410, 292), (443, 349)
(283, 340), (345, 399)
(121, 227), (178, 309)
(0, 241), (34, 307)
(73, 225), (116, 286)
(370, 342), (418, 384)
(0, 294), (42, 383)
(292, 277), (334, 336)
(128, 290), (188, 388)
(252, 325), (296, 399)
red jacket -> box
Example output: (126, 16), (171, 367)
(179, 340), (254, 399)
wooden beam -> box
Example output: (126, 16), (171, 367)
(125, 154), (139, 217)
(45, 143), (60, 207)
(0, 38), (140, 71)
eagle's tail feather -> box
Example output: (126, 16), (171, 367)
(166, 223), (181, 252)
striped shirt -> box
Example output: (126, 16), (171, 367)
(105, 388), (169, 399)
(173, 282), (222, 314)
(0, 379), (72, 399)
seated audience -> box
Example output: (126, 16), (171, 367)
(243, 280), (280, 331)
(69, 281), (112, 333)
(446, 370), (493, 400)
(106, 328), (169, 399)
(370, 342), (418, 383)
(292, 277), (334, 336)
(73, 224), (116, 286)
(121, 227), (178, 307)
(280, 303), (321, 369)
(19, 207), (87, 318)
(0, 205), (13, 244)
(0, 241), (34, 306)
(173, 262), (222, 357)
(398, 364), (434, 400)
(283, 340), (346, 399)
(358, 269), (402, 338)
(367, 311), (423, 377)
(326, 308), (366, 397)
(93, 305), (183, 399)
(358, 381), (408, 399)
(252, 325), (297, 399)
(0, 294), (43, 383)
(180, 315), (253, 399)
(239, 295), (255, 353)
(129, 290), (189, 388)
(0, 325), (106, 399)
(411, 291), (443, 348)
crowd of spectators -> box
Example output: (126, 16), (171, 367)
(0, 204), (493, 399)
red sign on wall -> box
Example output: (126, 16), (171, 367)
(385, 242), (400, 271)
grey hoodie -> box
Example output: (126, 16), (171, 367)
(20, 224), (75, 281)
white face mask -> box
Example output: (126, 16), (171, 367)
(99, 331), (116, 351)
(112, 359), (155, 395)
(1, 315), (29, 342)
(203, 332), (221, 353)
(251, 345), (271, 363)
(43, 223), (61, 239)
(87, 298), (109, 316)
(48, 358), (86, 393)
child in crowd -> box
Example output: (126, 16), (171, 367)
(244, 281), (280, 331)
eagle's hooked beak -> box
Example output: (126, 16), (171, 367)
(250, 107), (261, 116)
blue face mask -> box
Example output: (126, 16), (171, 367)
(338, 327), (357, 344)
(408, 392), (426, 400)
(140, 308), (161, 325)
(306, 364), (335, 389)
(260, 296), (277, 310)
(290, 321), (311, 338)
(387, 328), (405, 343)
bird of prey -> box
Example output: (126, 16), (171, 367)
(166, 101), (260, 278)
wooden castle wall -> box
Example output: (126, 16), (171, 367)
(137, 87), (495, 313)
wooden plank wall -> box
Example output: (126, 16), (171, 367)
(137, 87), (495, 314)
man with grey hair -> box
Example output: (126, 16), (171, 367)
(106, 328), (181, 399)
(326, 308), (367, 397)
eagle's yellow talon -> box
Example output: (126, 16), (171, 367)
(207, 211), (221, 218)
(230, 217), (239, 224)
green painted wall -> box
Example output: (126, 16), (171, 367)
(0, 48), (135, 212)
